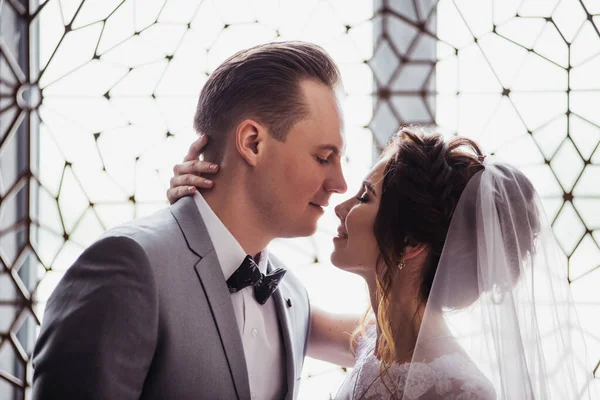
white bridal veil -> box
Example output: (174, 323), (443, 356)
(404, 161), (597, 399)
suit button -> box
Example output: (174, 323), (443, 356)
(251, 328), (258, 337)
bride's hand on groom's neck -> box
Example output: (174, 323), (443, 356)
(167, 135), (220, 204)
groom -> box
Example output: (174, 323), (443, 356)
(32, 42), (350, 399)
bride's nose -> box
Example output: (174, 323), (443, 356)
(335, 198), (352, 222)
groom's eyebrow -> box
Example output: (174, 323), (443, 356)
(317, 144), (343, 156)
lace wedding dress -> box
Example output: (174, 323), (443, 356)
(335, 325), (496, 400)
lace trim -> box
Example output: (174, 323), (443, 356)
(343, 327), (495, 400)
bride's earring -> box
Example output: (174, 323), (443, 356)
(398, 259), (406, 271)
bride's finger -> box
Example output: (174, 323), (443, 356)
(167, 185), (196, 205)
(183, 135), (209, 162)
(169, 174), (213, 191)
(173, 159), (219, 176)
(166, 175), (215, 204)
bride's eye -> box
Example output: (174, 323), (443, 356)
(356, 189), (369, 203)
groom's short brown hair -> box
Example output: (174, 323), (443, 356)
(193, 41), (341, 161)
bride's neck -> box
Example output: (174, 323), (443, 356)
(368, 277), (425, 364)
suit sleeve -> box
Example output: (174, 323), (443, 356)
(32, 235), (159, 400)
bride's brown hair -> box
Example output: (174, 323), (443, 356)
(353, 127), (485, 373)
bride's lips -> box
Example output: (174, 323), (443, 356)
(334, 226), (348, 242)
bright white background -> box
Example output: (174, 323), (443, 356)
(27, 0), (600, 398)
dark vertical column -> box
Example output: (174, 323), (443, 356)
(0, 0), (39, 398)
(369, 0), (438, 150)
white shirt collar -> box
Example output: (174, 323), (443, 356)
(193, 192), (268, 279)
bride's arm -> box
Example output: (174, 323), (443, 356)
(307, 306), (361, 368)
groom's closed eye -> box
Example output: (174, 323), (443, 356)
(315, 155), (331, 165)
(314, 146), (342, 165)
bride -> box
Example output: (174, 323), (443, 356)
(169, 127), (595, 399)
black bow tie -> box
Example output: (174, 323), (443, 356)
(226, 255), (287, 305)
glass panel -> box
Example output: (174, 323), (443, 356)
(570, 53), (600, 90)
(512, 91), (568, 131)
(573, 198), (600, 229)
(570, 114), (600, 159)
(570, 21), (600, 66)
(495, 16), (546, 49)
(437, 0), (476, 47)
(493, 132), (545, 166)
(370, 100), (400, 147)
(582, 0), (600, 13)
(574, 166), (600, 196)
(533, 21), (569, 67)
(387, 15), (421, 56)
(478, 33), (530, 88)
(38, 0), (66, 72)
(531, 115), (568, 158)
(39, 23), (104, 88)
(571, 91), (600, 126)
(569, 268), (600, 381)
(369, 38), (399, 86)
(550, 138), (585, 192)
(511, 51), (568, 91)
(389, 0), (419, 23)
(392, 64), (434, 91)
(553, 201), (586, 255)
(72, 0), (126, 29)
(518, 0), (561, 17)
(458, 43), (503, 93)
(454, 0), (494, 37)
(435, 54), (458, 94)
(553, 0), (587, 43)
(390, 95), (432, 123)
(477, 97), (527, 152)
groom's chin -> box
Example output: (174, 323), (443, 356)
(280, 220), (319, 239)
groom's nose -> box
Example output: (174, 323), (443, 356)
(324, 164), (347, 194)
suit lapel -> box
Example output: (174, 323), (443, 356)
(170, 196), (213, 257)
(171, 197), (250, 400)
(195, 252), (250, 400)
(269, 263), (297, 400)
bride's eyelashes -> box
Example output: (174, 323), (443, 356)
(356, 189), (369, 203)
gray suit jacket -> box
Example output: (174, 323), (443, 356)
(32, 196), (310, 400)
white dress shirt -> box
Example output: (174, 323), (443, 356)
(193, 192), (286, 400)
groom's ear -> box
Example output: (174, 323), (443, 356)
(234, 118), (267, 167)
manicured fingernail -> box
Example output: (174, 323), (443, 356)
(210, 164), (218, 170)
(188, 186), (195, 192)
(204, 179), (213, 185)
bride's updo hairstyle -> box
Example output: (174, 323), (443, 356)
(372, 127), (485, 366)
